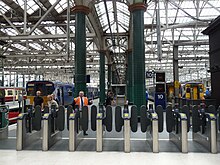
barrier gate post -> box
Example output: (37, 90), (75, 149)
(96, 113), (103, 152)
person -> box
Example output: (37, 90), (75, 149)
(33, 91), (44, 110)
(47, 95), (58, 110)
(18, 92), (23, 113)
(205, 88), (211, 99)
(51, 93), (59, 105)
(71, 99), (76, 110)
(105, 90), (113, 107)
(0, 89), (5, 105)
(74, 91), (89, 135)
(146, 90), (149, 108)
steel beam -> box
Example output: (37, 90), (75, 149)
(0, 11), (21, 35)
(0, 33), (96, 40)
(29, 0), (61, 34)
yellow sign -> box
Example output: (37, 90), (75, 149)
(174, 80), (180, 88)
(97, 113), (101, 117)
(18, 114), (22, 117)
(70, 114), (74, 117)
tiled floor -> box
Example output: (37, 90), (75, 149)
(0, 150), (220, 165)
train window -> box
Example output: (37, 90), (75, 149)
(66, 87), (73, 96)
(27, 88), (35, 96)
(8, 90), (13, 95)
(186, 88), (190, 93)
(15, 91), (18, 95)
(57, 89), (60, 97)
(36, 84), (45, 95)
(45, 85), (54, 95)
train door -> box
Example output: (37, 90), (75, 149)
(199, 84), (205, 99)
(57, 87), (64, 105)
(192, 85), (198, 100)
(185, 84), (191, 99)
(57, 88), (62, 105)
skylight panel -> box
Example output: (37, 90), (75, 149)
(12, 44), (26, 50)
(0, 2), (10, 14)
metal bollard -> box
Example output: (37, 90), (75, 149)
(42, 114), (49, 151)
(16, 117), (23, 151)
(181, 119), (188, 153)
(96, 113), (103, 152)
(211, 120), (217, 153)
(69, 113), (76, 151)
(152, 113), (159, 153)
(124, 117), (131, 153)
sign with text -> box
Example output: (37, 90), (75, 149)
(146, 71), (153, 78)
(155, 92), (166, 110)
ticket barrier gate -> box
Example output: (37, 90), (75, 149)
(192, 105), (217, 153)
(0, 105), (9, 139)
(16, 105), (42, 150)
(68, 105), (89, 151)
(89, 105), (113, 152)
(166, 105), (189, 153)
(113, 105), (138, 153)
(42, 105), (65, 151)
(140, 105), (163, 153)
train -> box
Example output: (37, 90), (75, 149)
(26, 81), (99, 106)
(0, 87), (26, 102)
(0, 87), (26, 124)
(147, 82), (205, 103)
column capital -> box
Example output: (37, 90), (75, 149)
(72, 5), (90, 15)
(125, 49), (132, 54)
(128, 3), (147, 12)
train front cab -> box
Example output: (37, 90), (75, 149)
(185, 83), (205, 100)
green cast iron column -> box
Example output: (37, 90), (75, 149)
(99, 51), (105, 104)
(112, 69), (117, 84)
(107, 64), (111, 89)
(129, 3), (146, 112)
(72, 6), (90, 97)
(127, 50), (133, 103)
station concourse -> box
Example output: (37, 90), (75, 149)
(0, 0), (220, 165)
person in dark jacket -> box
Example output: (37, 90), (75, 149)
(105, 90), (113, 107)
(33, 91), (44, 110)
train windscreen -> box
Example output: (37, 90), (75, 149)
(27, 81), (55, 96)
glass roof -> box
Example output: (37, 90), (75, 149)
(0, 0), (220, 82)
(0, 1), (10, 14)
(13, 0), (39, 15)
(95, 1), (130, 33)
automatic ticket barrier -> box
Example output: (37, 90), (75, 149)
(42, 105), (65, 151)
(16, 105), (42, 150)
(91, 105), (113, 152)
(68, 105), (89, 151)
(166, 105), (190, 153)
(140, 105), (163, 153)
(114, 105), (139, 153)
(192, 104), (217, 153)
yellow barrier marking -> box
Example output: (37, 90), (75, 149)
(210, 114), (215, 118)
(180, 113), (186, 118)
(44, 114), (49, 117)
(124, 114), (129, 117)
(152, 113), (157, 117)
